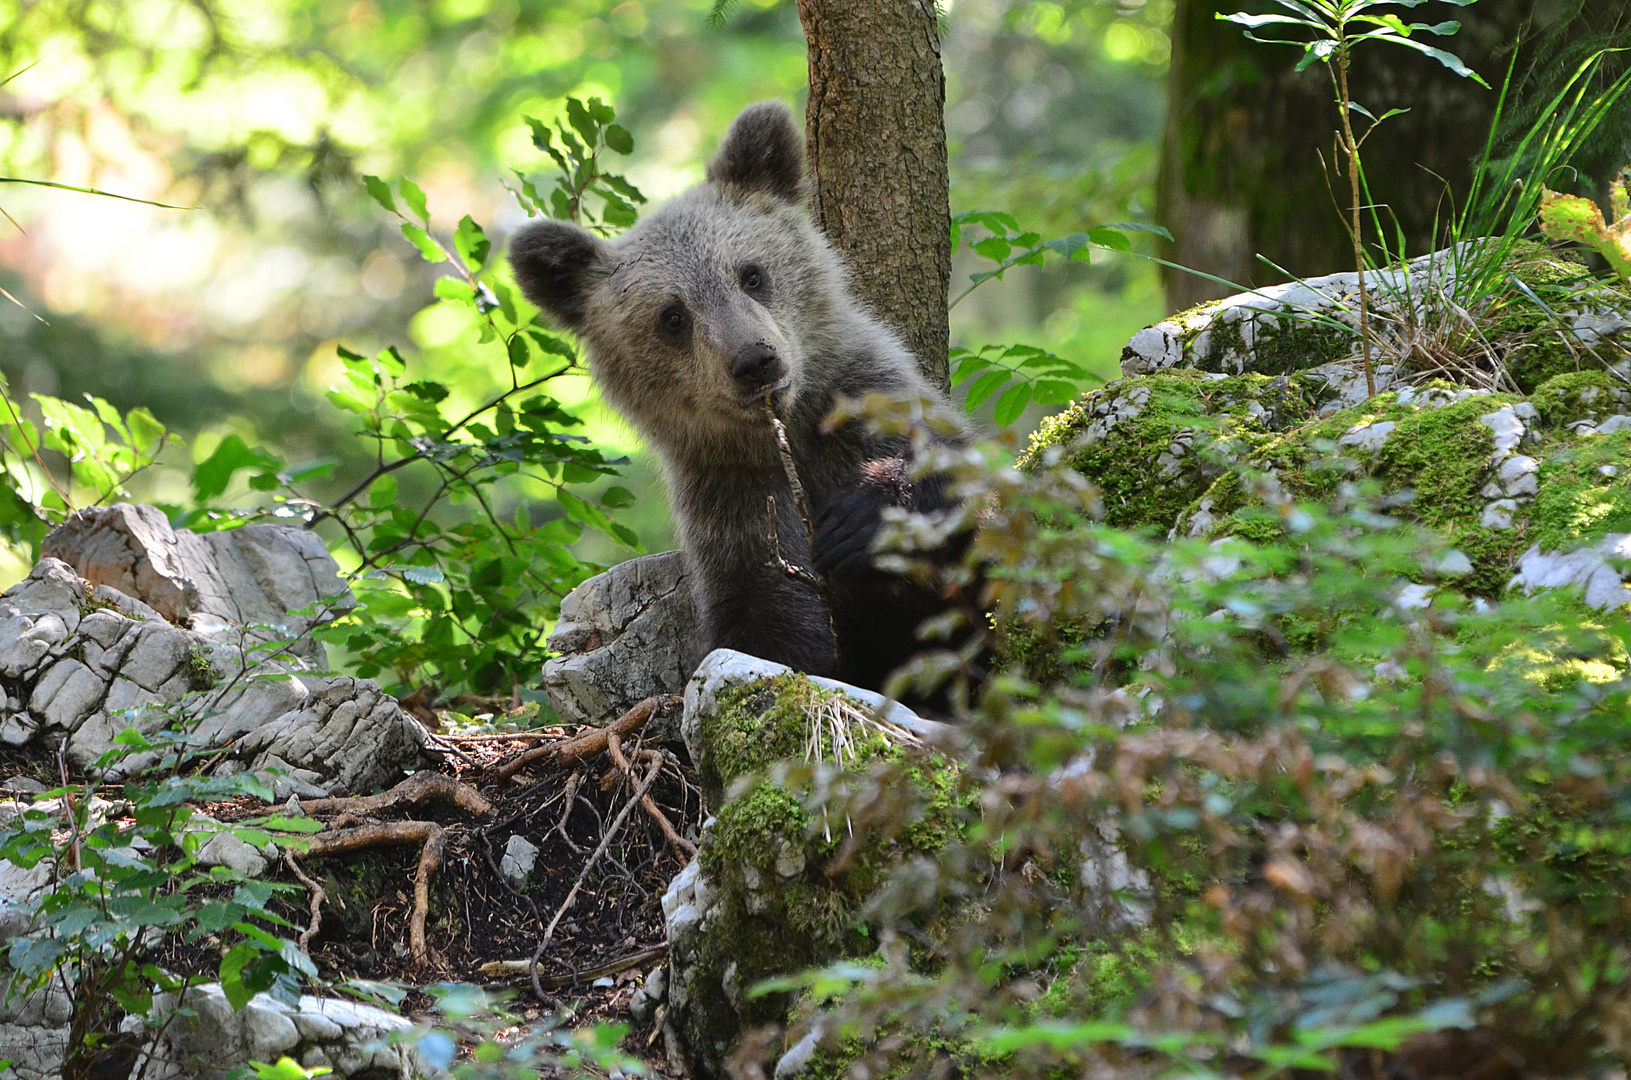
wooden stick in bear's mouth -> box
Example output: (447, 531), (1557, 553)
(762, 396), (844, 676)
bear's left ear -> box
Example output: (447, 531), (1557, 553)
(706, 100), (804, 205)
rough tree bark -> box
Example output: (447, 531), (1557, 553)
(1157, 0), (1598, 314)
(798, 0), (951, 391)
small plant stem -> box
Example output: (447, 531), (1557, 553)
(1335, 43), (1377, 399)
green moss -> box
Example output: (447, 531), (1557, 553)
(1189, 390), (1528, 594)
(1527, 430), (1631, 551)
(1530, 371), (1631, 429)
(688, 673), (974, 1051)
(185, 648), (218, 692)
(1483, 250), (1624, 393)
(1018, 370), (1321, 533)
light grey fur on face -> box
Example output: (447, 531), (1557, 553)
(574, 188), (852, 459)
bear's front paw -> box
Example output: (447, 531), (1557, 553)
(811, 458), (911, 581)
(812, 485), (890, 580)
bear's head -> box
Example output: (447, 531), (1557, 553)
(508, 101), (852, 452)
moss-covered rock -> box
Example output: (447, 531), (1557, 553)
(1118, 243), (1630, 416)
(1017, 370), (1321, 532)
(1026, 244), (1631, 610)
(666, 652), (968, 1079)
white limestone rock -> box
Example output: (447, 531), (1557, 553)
(542, 551), (706, 729)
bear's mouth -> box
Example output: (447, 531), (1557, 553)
(739, 376), (792, 410)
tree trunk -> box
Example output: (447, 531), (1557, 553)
(798, 0), (951, 390)
(1157, 0), (1571, 314)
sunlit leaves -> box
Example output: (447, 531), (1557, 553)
(192, 434), (280, 502)
(511, 97), (646, 236)
(1216, 0), (1491, 88)
(400, 222), (443, 263)
(950, 210), (1172, 307)
(0, 746), (305, 1075)
(453, 215), (489, 272)
(23, 391), (175, 506)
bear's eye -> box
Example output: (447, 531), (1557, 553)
(740, 265), (768, 294)
(657, 304), (689, 342)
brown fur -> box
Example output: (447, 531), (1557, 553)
(509, 101), (966, 683)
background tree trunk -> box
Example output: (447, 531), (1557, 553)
(798, 0), (951, 390)
(1157, 0), (1623, 314)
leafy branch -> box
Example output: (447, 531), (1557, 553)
(949, 210), (1172, 310)
(950, 343), (1102, 427)
(506, 96), (645, 234)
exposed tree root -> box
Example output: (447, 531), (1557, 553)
(300, 769), (493, 818)
(493, 695), (680, 784)
(479, 942), (667, 983)
(608, 733), (696, 858)
(284, 853), (326, 953)
(303, 821), (445, 966)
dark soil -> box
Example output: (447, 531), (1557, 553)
(1, 712), (705, 1076)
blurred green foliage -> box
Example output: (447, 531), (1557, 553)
(0, 0), (1172, 588)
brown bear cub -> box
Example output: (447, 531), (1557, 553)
(509, 100), (968, 691)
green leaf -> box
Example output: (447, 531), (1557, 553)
(1216, 11), (1317, 29)
(327, 387), (371, 415)
(992, 383), (1033, 427)
(399, 179), (429, 223)
(527, 330), (576, 359)
(220, 942), (260, 1010)
(507, 335), (530, 368)
(604, 124), (633, 154)
(951, 352), (992, 385)
(260, 815), (325, 834)
(453, 215), (490, 272)
(193, 435), (280, 502)
(400, 223), (444, 263)
(601, 197), (637, 228)
(1379, 34), (1491, 86)
(362, 175), (396, 215)
(963, 369), (1011, 410)
(972, 236), (1012, 262)
(126, 407), (167, 450)
(565, 97), (599, 149)
(433, 276), (474, 304)
(600, 485), (636, 509)
(1295, 39), (1338, 70)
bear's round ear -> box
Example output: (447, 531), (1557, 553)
(508, 218), (605, 331)
(706, 100), (804, 205)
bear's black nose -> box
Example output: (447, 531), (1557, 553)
(730, 343), (784, 387)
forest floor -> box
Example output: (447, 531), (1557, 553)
(3, 695), (703, 1076)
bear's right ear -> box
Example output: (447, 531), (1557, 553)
(707, 100), (804, 205)
(508, 218), (605, 331)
